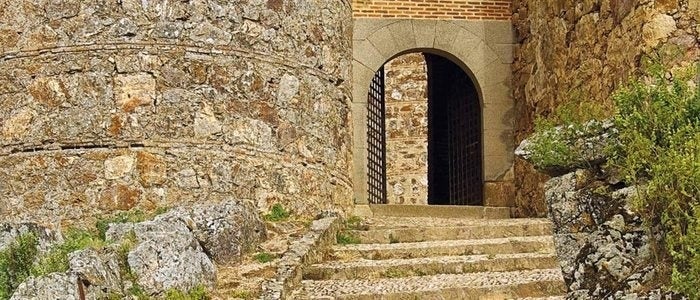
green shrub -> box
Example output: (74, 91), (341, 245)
(610, 64), (700, 297)
(526, 98), (609, 171)
(96, 208), (169, 241)
(253, 252), (277, 263)
(263, 204), (290, 222)
(0, 233), (39, 300)
(527, 121), (580, 170)
(164, 285), (209, 300)
(345, 216), (364, 230)
(336, 232), (361, 245)
(31, 229), (104, 277)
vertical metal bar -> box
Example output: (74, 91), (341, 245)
(367, 66), (387, 204)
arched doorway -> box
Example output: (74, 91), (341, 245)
(351, 19), (516, 208)
(366, 52), (483, 206)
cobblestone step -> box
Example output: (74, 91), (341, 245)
(304, 252), (559, 280)
(302, 269), (567, 299)
(362, 217), (551, 229)
(351, 221), (553, 244)
(330, 236), (555, 260)
(367, 204), (511, 219)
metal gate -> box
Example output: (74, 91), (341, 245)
(366, 67), (387, 204)
(446, 66), (483, 205)
(425, 54), (483, 206)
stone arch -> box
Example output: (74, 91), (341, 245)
(351, 19), (516, 207)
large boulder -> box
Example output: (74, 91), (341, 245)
(0, 223), (59, 252)
(107, 219), (216, 295)
(10, 273), (80, 300)
(156, 200), (267, 264)
(544, 169), (661, 298)
(68, 249), (124, 298)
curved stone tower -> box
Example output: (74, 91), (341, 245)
(0, 0), (353, 226)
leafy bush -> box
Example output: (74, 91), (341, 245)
(609, 65), (700, 296)
(253, 252), (277, 263)
(164, 285), (209, 300)
(263, 204), (290, 222)
(31, 229), (105, 277)
(0, 233), (38, 300)
(345, 216), (364, 230)
(526, 98), (610, 170)
(336, 232), (361, 245)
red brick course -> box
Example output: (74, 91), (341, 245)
(352, 0), (512, 20)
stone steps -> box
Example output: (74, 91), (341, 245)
(351, 220), (553, 244)
(366, 204), (511, 219)
(301, 269), (567, 299)
(305, 252), (559, 280)
(330, 236), (555, 260)
(298, 213), (566, 299)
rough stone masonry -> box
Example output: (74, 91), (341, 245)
(0, 0), (353, 227)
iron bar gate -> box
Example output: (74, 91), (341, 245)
(425, 54), (483, 206)
(367, 67), (387, 204)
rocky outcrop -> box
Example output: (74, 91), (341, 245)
(512, 0), (700, 217)
(108, 219), (216, 295)
(10, 273), (81, 300)
(9, 200), (265, 298)
(156, 200), (267, 264)
(517, 124), (678, 298)
(0, 223), (58, 252)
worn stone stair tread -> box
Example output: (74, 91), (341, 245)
(302, 269), (567, 299)
(362, 217), (551, 229)
(351, 221), (554, 243)
(304, 252), (558, 280)
(367, 204), (511, 219)
(331, 235), (555, 260)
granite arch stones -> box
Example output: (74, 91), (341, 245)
(352, 19), (516, 207)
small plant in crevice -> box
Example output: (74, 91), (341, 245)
(95, 208), (170, 241)
(263, 203), (291, 222)
(388, 234), (400, 244)
(345, 216), (364, 230)
(228, 290), (253, 299)
(164, 284), (210, 300)
(383, 267), (410, 278)
(31, 228), (105, 277)
(0, 233), (38, 300)
(253, 252), (277, 264)
(336, 232), (361, 245)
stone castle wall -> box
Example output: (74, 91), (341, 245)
(511, 0), (700, 216)
(384, 53), (429, 205)
(0, 0), (353, 227)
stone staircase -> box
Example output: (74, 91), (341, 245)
(296, 205), (567, 299)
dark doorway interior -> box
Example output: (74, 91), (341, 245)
(367, 53), (483, 206)
(425, 54), (483, 206)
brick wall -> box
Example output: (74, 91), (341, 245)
(352, 0), (511, 20)
(384, 53), (429, 205)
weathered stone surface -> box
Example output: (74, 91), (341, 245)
(512, 0), (700, 217)
(68, 248), (123, 299)
(156, 199), (267, 264)
(10, 273), (80, 300)
(0, 222), (58, 252)
(0, 0), (353, 227)
(545, 170), (659, 298)
(107, 219), (216, 295)
(384, 53), (429, 205)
